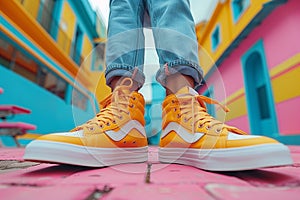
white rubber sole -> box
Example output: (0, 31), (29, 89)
(159, 143), (293, 171)
(24, 140), (148, 167)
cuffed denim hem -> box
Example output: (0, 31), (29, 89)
(105, 64), (145, 89)
(156, 59), (203, 88)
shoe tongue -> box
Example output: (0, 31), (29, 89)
(99, 88), (132, 109)
(176, 86), (198, 96)
(113, 84), (132, 96)
(175, 86), (206, 108)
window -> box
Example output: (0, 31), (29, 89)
(91, 43), (105, 71)
(71, 25), (84, 66)
(0, 34), (67, 100)
(203, 87), (216, 117)
(37, 0), (56, 33)
(231, 0), (250, 22)
(38, 68), (67, 99)
(72, 89), (88, 110)
(0, 37), (38, 83)
(257, 85), (270, 119)
(211, 25), (220, 52)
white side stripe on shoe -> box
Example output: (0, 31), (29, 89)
(53, 130), (84, 137)
(227, 132), (261, 140)
(105, 120), (146, 141)
(161, 122), (204, 143)
(52, 120), (146, 142)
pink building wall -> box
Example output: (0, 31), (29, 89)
(201, 0), (300, 135)
(263, 0), (300, 69)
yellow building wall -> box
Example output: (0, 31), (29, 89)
(95, 16), (106, 38)
(82, 35), (93, 69)
(272, 65), (300, 103)
(6, 0), (110, 102)
(197, 0), (272, 75)
(87, 72), (111, 102)
(16, 0), (111, 101)
(82, 35), (110, 101)
(270, 54), (300, 104)
(16, 0), (40, 19)
(208, 3), (232, 61)
(56, 1), (76, 55)
(217, 91), (247, 122)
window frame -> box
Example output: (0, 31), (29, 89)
(231, 0), (251, 23)
(211, 24), (221, 52)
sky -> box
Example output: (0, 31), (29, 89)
(89, 0), (218, 26)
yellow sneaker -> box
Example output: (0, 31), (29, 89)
(159, 87), (293, 171)
(24, 78), (148, 167)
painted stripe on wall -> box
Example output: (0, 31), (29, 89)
(270, 53), (300, 103)
(272, 64), (300, 103)
(217, 92), (247, 122)
(269, 53), (300, 78)
(221, 54), (300, 122)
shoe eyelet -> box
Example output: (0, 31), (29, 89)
(215, 128), (222, 134)
(132, 97), (136, 101)
(177, 114), (181, 118)
(183, 118), (188, 122)
(171, 100), (175, 103)
(198, 124), (203, 128)
(129, 104), (134, 108)
(112, 120), (116, 124)
(206, 126), (211, 130)
(174, 108), (177, 112)
(89, 126), (95, 131)
(100, 124), (103, 128)
(119, 116), (123, 120)
(106, 122), (110, 126)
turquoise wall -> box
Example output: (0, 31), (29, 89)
(146, 78), (165, 145)
(0, 65), (95, 146)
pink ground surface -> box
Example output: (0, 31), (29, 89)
(0, 146), (299, 200)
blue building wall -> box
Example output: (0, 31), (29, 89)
(0, 66), (95, 146)
(0, 17), (75, 84)
(146, 77), (165, 145)
(0, 0), (104, 146)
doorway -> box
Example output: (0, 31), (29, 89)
(241, 40), (278, 136)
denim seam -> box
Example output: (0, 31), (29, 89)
(165, 59), (200, 69)
(156, 58), (203, 86)
(105, 64), (136, 76)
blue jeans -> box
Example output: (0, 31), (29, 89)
(105, 0), (203, 89)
